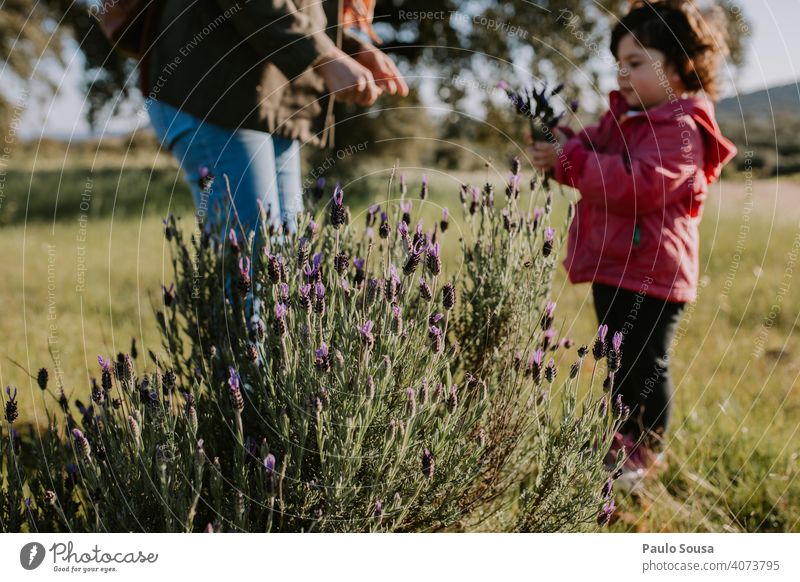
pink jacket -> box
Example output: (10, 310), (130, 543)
(552, 89), (738, 303)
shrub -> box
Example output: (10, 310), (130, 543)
(1, 163), (626, 532)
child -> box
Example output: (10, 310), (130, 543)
(530, 0), (737, 487)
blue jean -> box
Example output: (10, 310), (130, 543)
(148, 98), (302, 324)
(146, 97), (304, 246)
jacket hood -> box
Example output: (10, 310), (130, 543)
(608, 89), (738, 184)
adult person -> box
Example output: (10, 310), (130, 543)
(142, 0), (408, 243)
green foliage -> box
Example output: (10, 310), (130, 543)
(0, 165), (624, 532)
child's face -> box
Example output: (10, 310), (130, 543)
(615, 33), (686, 110)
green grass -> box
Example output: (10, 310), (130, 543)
(2, 164), (799, 532)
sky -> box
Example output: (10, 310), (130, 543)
(11, 0), (800, 140)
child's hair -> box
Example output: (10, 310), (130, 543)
(610, 0), (730, 101)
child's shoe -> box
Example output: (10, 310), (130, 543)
(604, 431), (666, 494)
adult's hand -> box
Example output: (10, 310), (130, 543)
(314, 46), (382, 106)
(352, 44), (409, 97)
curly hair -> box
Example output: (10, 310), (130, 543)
(610, 0), (731, 101)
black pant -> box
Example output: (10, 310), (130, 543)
(592, 283), (686, 443)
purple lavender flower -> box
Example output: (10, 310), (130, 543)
(419, 277), (433, 301)
(71, 428), (91, 459)
(545, 357), (557, 383)
(392, 305), (403, 335)
(608, 330), (624, 372)
(399, 173), (408, 196)
(366, 376), (375, 401)
(458, 183), (468, 205)
(274, 303), (288, 337)
(469, 186), (481, 215)
(406, 387), (417, 416)
(239, 256), (250, 278)
(334, 251), (349, 275)
(542, 327), (557, 351)
(614, 394), (630, 419)
(527, 350), (544, 383)
(128, 415), (141, 441)
(299, 283), (312, 313)
(330, 183), (346, 228)
(379, 212), (390, 239)
(429, 312), (444, 326)
(447, 384), (458, 412)
(593, 324), (609, 360)
(506, 173), (521, 199)
(264, 453), (276, 476)
(315, 342), (331, 372)
(400, 201), (412, 225)
(442, 281), (456, 311)
(307, 176), (324, 202)
(413, 220), (425, 246)
(610, 330), (623, 352)
(420, 174), (429, 200)
(482, 182), (495, 208)
(397, 220), (409, 240)
(238, 256), (252, 295)
(366, 203), (381, 227)
(429, 325), (443, 354)
(37, 367), (48, 391)
(421, 448), (435, 479)
(162, 283), (175, 307)
(602, 477), (614, 498)
(366, 278), (382, 306)
(228, 366), (240, 391)
(440, 208), (449, 232)
(426, 242), (441, 276)
(228, 228), (239, 254)
(4, 386), (19, 423)
(501, 207), (513, 232)
(228, 367), (244, 411)
(198, 167), (214, 193)
(268, 253), (286, 284)
(531, 207), (544, 231)
(597, 498), (616, 527)
(353, 257), (366, 285)
(543, 227), (555, 257)
(91, 378), (104, 405)
(541, 301), (556, 330)
(359, 320), (375, 350)
(385, 264), (401, 303)
(373, 499), (383, 521)
(98, 355), (113, 394)
(340, 277), (351, 297)
(314, 281), (326, 315)
(306, 219), (319, 239)
(279, 282), (290, 301)
(403, 242), (424, 276)
(98, 355), (111, 374)
(511, 155), (522, 176)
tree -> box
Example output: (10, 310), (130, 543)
(1, 1), (749, 149)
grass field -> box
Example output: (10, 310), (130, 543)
(1, 158), (799, 532)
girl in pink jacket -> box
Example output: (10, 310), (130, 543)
(530, 0), (737, 487)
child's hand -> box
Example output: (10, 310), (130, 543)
(527, 127), (570, 172)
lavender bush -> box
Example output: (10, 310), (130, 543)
(1, 163), (627, 532)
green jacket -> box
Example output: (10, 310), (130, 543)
(144, 0), (361, 149)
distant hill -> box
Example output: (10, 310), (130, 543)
(717, 81), (800, 121)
